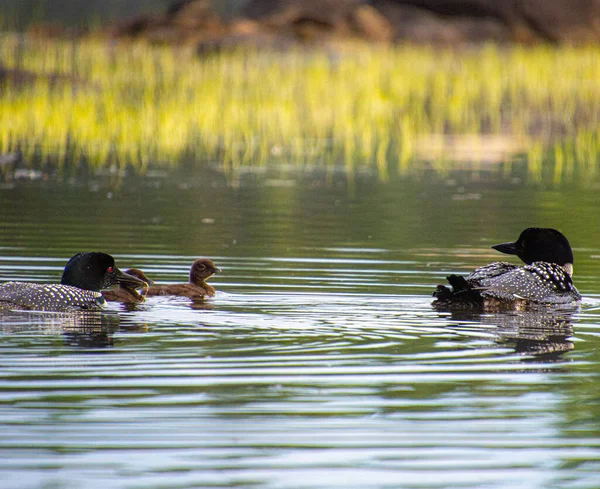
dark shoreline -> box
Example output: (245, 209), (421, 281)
(107, 0), (600, 50)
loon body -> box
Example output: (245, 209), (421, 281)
(103, 268), (154, 303)
(0, 252), (146, 312)
(434, 228), (581, 309)
(146, 258), (221, 299)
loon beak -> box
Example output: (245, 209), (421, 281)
(492, 241), (519, 256)
(123, 268), (155, 286)
(116, 268), (147, 288)
(212, 267), (222, 274)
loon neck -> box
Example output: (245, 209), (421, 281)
(530, 262), (573, 277)
(563, 263), (573, 277)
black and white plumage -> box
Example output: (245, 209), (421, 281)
(433, 228), (581, 309)
(0, 282), (104, 311)
(0, 252), (146, 312)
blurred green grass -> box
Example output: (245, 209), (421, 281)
(0, 35), (599, 179)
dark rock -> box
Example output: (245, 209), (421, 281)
(375, 0), (522, 23)
(166, 0), (199, 16)
(373, 0), (600, 42)
(373, 1), (525, 43)
(109, 16), (156, 38)
(243, 0), (363, 27)
(110, 0), (226, 43)
(372, 3), (513, 43)
(243, 0), (395, 41)
(107, 0), (600, 45)
(521, 0), (600, 42)
(169, 0), (223, 32)
(349, 5), (394, 42)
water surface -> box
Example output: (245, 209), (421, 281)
(1, 163), (600, 489)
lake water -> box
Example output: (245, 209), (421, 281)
(1, 161), (600, 489)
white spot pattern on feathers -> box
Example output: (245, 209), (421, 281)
(0, 282), (104, 311)
(477, 261), (580, 304)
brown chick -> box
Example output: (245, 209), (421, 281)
(102, 268), (154, 303)
(146, 258), (221, 299)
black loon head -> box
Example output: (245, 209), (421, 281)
(60, 252), (147, 291)
(492, 228), (574, 272)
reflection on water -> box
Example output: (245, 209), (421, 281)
(0, 310), (121, 347)
(1, 166), (600, 488)
(439, 305), (577, 360)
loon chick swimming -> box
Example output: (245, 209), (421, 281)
(0, 252), (146, 311)
(102, 268), (154, 303)
(433, 228), (581, 308)
(146, 258), (221, 299)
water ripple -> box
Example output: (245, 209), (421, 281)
(0, 252), (599, 488)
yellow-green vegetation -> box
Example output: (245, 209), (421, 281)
(0, 34), (599, 179)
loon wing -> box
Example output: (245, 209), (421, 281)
(480, 262), (581, 304)
(466, 262), (519, 286)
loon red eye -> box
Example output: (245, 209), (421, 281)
(107, 266), (114, 273)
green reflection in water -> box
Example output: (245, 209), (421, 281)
(0, 35), (599, 183)
(1, 165), (600, 295)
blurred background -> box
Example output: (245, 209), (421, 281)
(1, 0), (599, 182)
(1, 3), (600, 489)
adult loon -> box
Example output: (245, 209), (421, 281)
(103, 268), (154, 303)
(433, 228), (581, 309)
(0, 252), (146, 311)
(146, 258), (221, 299)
